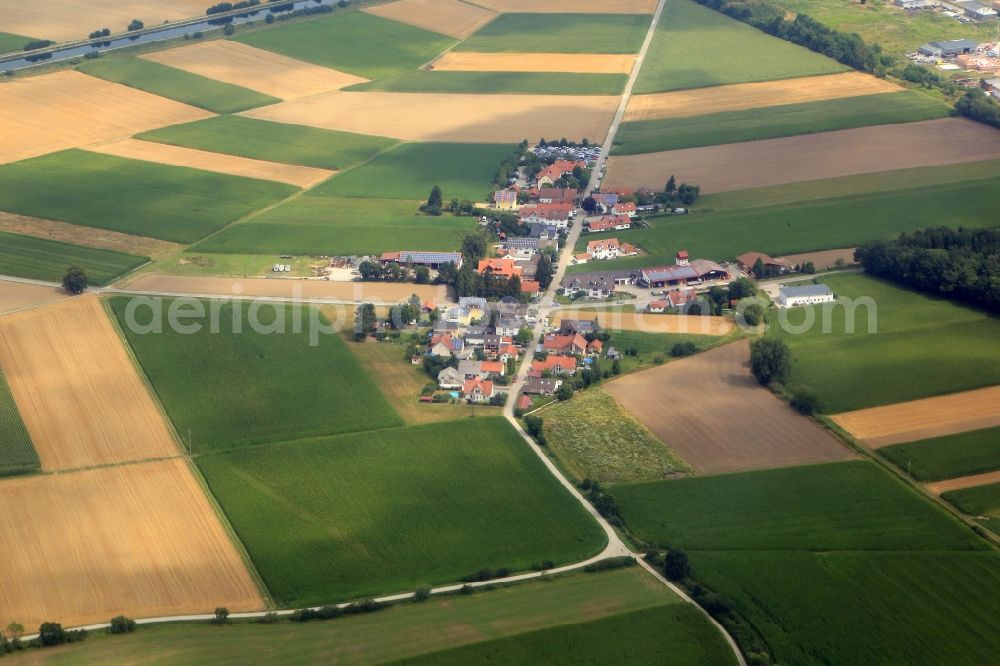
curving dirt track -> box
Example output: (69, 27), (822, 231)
(605, 340), (855, 475)
(433, 52), (636, 74)
(365, 0), (497, 39)
(832, 385), (1000, 448)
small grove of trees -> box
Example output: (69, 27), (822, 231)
(955, 88), (1000, 130)
(420, 185), (443, 216)
(127, 19), (144, 32)
(579, 479), (623, 527)
(62, 266), (88, 294)
(524, 414), (545, 445)
(749, 337), (790, 387)
(108, 615), (136, 634)
(211, 608), (230, 625)
(22, 39), (55, 51)
(632, 175), (700, 208)
(353, 303), (377, 341)
(663, 547), (690, 582)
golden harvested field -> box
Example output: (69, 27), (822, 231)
(832, 386), (1000, 448)
(141, 40), (369, 100)
(365, 0), (497, 39)
(928, 470), (1000, 495)
(0, 459), (263, 629)
(122, 274), (451, 305)
(432, 52), (636, 74)
(623, 72), (900, 121)
(551, 309), (732, 335)
(473, 0), (656, 13)
(0, 0), (207, 43)
(0, 211), (182, 261)
(240, 91), (618, 143)
(604, 118), (1000, 193)
(605, 341), (855, 475)
(87, 139), (334, 188)
(0, 296), (179, 471)
(777, 248), (856, 271)
(0, 70), (211, 165)
(0, 279), (66, 315)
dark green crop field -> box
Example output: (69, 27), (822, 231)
(942, 483), (1000, 534)
(0, 231), (147, 285)
(198, 417), (607, 607)
(456, 13), (649, 54)
(0, 367), (37, 477)
(109, 297), (401, 452)
(880, 427), (1000, 482)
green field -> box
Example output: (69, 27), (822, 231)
(193, 197), (474, 256)
(456, 13), (648, 54)
(236, 12), (455, 79)
(312, 142), (514, 202)
(7, 568), (710, 665)
(771, 273), (1000, 412)
(0, 367), (37, 477)
(137, 116), (398, 170)
(198, 417), (607, 606)
(942, 483), (1000, 533)
(345, 71), (628, 95)
(607, 329), (725, 373)
(612, 91), (949, 154)
(570, 176), (1000, 272)
(77, 57), (279, 113)
(109, 297), (401, 452)
(0, 231), (147, 285)
(0, 32), (35, 54)
(616, 460), (1000, 664)
(393, 604), (737, 666)
(635, 0), (846, 93)
(0, 150), (296, 244)
(879, 427), (1000, 482)
(539, 389), (690, 484)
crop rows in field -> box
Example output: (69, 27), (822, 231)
(0, 367), (37, 476)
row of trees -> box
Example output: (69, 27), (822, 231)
(625, 175), (700, 210)
(855, 227), (1000, 313)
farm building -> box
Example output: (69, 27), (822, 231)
(561, 269), (641, 298)
(380, 251), (463, 270)
(778, 284), (835, 308)
(640, 252), (733, 288)
(737, 251), (790, 275)
(918, 39), (978, 57)
(964, 2), (997, 20)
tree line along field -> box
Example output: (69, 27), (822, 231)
(0, 231), (147, 285)
(771, 273), (1000, 413)
(0, 150), (297, 244)
(569, 175), (1000, 273)
(137, 116), (399, 171)
(456, 13), (650, 54)
(942, 483), (1000, 534)
(77, 57), (280, 114)
(0, 366), (37, 477)
(197, 417), (607, 607)
(879, 427), (1000, 482)
(612, 91), (949, 154)
(344, 71), (629, 96)
(108, 296), (401, 453)
(614, 460), (1000, 664)
(634, 0), (846, 93)
(236, 11), (456, 80)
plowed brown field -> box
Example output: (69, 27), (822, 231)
(832, 385), (1000, 448)
(0, 459), (263, 629)
(605, 340), (854, 475)
(0, 0), (207, 42)
(928, 470), (1000, 495)
(365, 0), (496, 39)
(433, 52), (636, 74)
(0, 296), (179, 471)
(473, 0), (656, 12)
(550, 309), (732, 335)
(0, 70), (211, 164)
(624, 72), (900, 121)
(777, 248), (856, 271)
(141, 40), (368, 100)
(88, 139), (335, 188)
(604, 118), (1000, 193)
(0, 279), (66, 315)
(240, 91), (618, 143)
(0, 211), (182, 260)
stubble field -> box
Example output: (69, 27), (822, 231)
(364, 0), (498, 39)
(0, 279), (66, 315)
(0, 211), (182, 261)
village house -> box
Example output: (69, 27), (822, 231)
(532, 355), (577, 375)
(458, 360), (505, 380)
(559, 318), (598, 336)
(528, 222), (559, 241)
(463, 377), (496, 403)
(428, 333), (464, 357)
(649, 287), (697, 312)
(536, 160), (586, 187)
(590, 192), (618, 214)
(536, 187), (577, 205)
(501, 235), (541, 258)
(612, 201), (637, 218)
(543, 332), (588, 356)
(586, 238), (620, 260)
(437, 366), (463, 389)
(561, 270), (641, 299)
(492, 187), (518, 211)
(649, 299), (668, 314)
(477, 258), (523, 279)
(519, 203), (573, 229)
(587, 338), (603, 356)
(585, 215), (631, 233)
(523, 377), (562, 395)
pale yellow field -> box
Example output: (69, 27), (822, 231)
(0, 211), (181, 261)
(473, 0), (656, 13)
(241, 91), (618, 143)
(928, 470), (1000, 495)
(832, 385), (1000, 448)
(551, 309), (732, 336)
(0, 296), (180, 471)
(0, 279), (67, 315)
(0, 70), (212, 164)
(365, 0), (496, 39)
(433, 52), (636, 74)
(0, 459), (264, 629)
(624, 72), (901, 121)
(88, 139), (335, 188)
(0, 0), (207, 43)
(141, 40), (368, 100)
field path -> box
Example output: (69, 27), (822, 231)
(928, 470), (1000, 495)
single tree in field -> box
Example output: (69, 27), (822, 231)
(62, 266), (88, 295)
(212, 608), (230, 625)
(422, 185), (443, 215)
(354, 303), (377, 342)
(749, 337), (790, 386)
(663, 548), (689, 581)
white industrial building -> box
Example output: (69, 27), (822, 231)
(778, 284), (835, 308)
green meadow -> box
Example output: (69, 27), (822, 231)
(193, 197), (474, 256)
(880, 427), (1000, 482)
(0, 367), (37, 477)
(635, 0), (846, 93)
(137, 116), (398, 170)
(0, 231), (147, 285)
(771, 273), (1000, 412)
(236, 12), (455, 79)
(345, 71), (628, 95)
(109, 297), (401, 452)
(942, 483), (1000, 534)
(456, 13), (649, 54)
(0, 32), (35, 54)
(77, 57), (279, 113)
(198, 417), (607, 607)
(612, 91), (949, 154)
